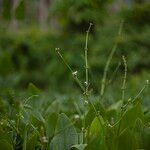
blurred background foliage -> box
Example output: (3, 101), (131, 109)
(0, 0), (149, 103)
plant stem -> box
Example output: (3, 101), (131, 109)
(85, 23), (92, 99)
(133, 80), (149, 102)
(121, 56), (127, 103)
(56, 48), (73, 73)
(56, 48), (85, 92)
(100, 21), (124, 98)
(107, 62), (121, 85)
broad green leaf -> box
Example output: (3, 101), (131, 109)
(133, 118), (144, 149)
(45, 100), (60, 115)
(106, 100), (122, 124)
(30, 113), (44, 129)
(85, 102), (106, 127)
(143, 127), (150, 149)
(78, 132), (84, 144)
(86, 117), (106, 150)
(0, 140), (13, 150)
(45, 113), (58, 138)
(71, 144), (87, 150)
(117, 128), (137, 150)
(107, 100), (122, 111)
(0, 127), (12, 144)
(28, 83), (41, 95)
(105, 125), (117, 150)
(50, 113), (78, 150)
(26, 132), (38, 150)
(119, 102), (144, 132)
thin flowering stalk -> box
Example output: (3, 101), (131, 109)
(107, 62), (121, 85)
(55, 48), (85, 92)
(100, 21), (124, 98)
(55, 48), (73, 73)
(132, 80), (149, 102)
(121, 56), (127, 103)
(84, 23), (92, 99)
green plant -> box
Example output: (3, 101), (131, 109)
(0, 23), (149, 150)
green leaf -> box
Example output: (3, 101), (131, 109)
(71, 144), (87, 150)
(117, 128), (137, 150)
(30, 112), (44, 129)
(107, 100), (122, 111)
(45, 100), (60, 115)
(0, 127), (12, 145)
(119, 102), (144, 132)
(86, 117), (106, 150)
(50, 113), (78, 150)
(15, 0), (25, 20)
(28, 83), (41, 95)
(85, 102), (106, 127)
(26, 132), (38, 150)
(106, 100), (122, 124)
(133, 118), (144, 148)
(143, 127), (150, 149)
(45, 113), (58, 138)
(0, 140), (13, 150)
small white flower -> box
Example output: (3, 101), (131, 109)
(55, 48), (60, 51)
(81, 127), (85, 131)
(72, 71), (78, 76)
(128, 98), (131, 103)
(84, 81), (88, 86)
(146, 80), (149, 85)
(74, 114), (80, 120)
(84, 100), (89, 105)
(108, 124), (112, 128)
(41, 136), (48, 143)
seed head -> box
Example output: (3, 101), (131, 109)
(72, 71), (78, 77)
(55, 48), (60, 52)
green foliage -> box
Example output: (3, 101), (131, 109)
(0, 2), (149, 149)
(121, 3), (150, 28)
(0, 90), (149, 150)
(2, 0), (11, 20)
(50, 113), (78, 150)
(15, 0), (25, 20)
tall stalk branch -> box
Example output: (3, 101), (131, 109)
(100, 21), (124, 97)
(121, 55), (127, 103)
(84, 23), (92, 99)
(55, 48), (85, 92)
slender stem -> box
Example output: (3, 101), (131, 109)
(56, 48), (85, 92)
(107, 62), (121, 85)
(100, 21), (124, 97)
(133, 80), (149, 102)
(121, 56), (127, 103)
(74, 76), (85, 92)
(85, 23), (92, 99)
(56, 48), (73, 73)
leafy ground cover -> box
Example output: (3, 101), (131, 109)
(0, 22), (150, 150)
